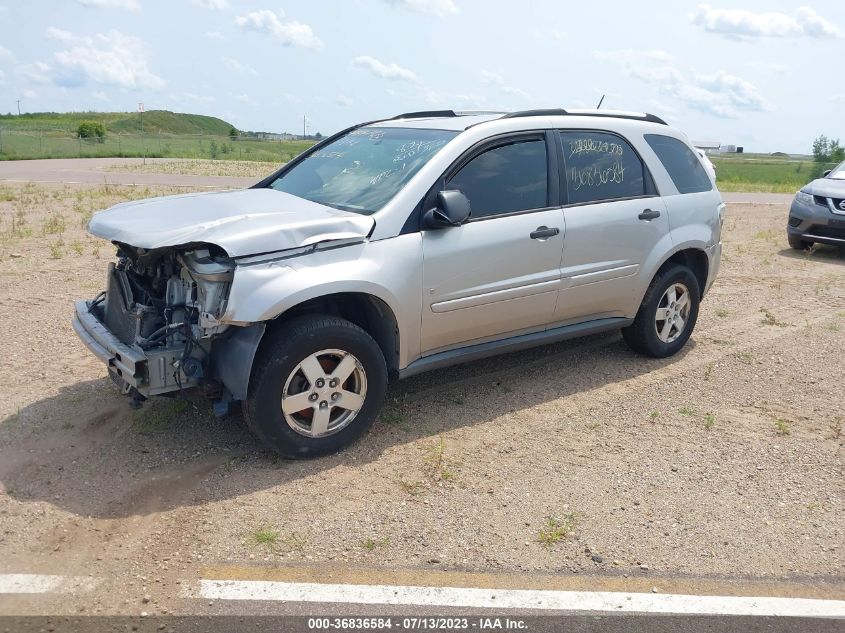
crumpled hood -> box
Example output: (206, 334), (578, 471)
(87, 188), (375, 257)
(802, 177), (845, 199)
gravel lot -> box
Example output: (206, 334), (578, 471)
(0, 180), (842, 614)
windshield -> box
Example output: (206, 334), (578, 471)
(269, 127), (458, 214)
(830, 161), (845, 180)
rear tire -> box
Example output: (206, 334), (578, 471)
(243, 315), (387, 458)
(787, 234), (813, 250)
(622, 264), (700, 358)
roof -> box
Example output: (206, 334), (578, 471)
(367, 108), (668, 131)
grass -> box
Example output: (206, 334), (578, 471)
(775, 418), (791, 436)
(679, 406), (696, 416)
(360, 537), (390, 551)
(249, 526), (307, 551)
(704, 413), (716, 430)
(251, 527), (281, 546)
(704, 362), (714, 381)
(48, 242), (62, 259)
(711, 155), (837, 193)
(133, 398), (190, 433)
(424, 435), (456, 481)
(537, 513), (578, 547)
(397, 479), (425, 496)
(380, 409), (408, 429)
(760, 308), (789, 327)
(738, 351), (755, 364)
(0, 114), (314, 163)
(714, 308), (730, 318)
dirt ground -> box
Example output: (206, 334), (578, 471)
(0, 182), (842, 614)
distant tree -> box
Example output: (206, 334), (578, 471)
(314, 132), (323, 139)
(228, 126), (238, 139)
(77, 120), (105, 142)
(812, 135), (844, 163)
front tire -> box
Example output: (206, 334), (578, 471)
(622, 264), (700, 358)
(243, 315), (387, 458)
(787, 234), (813, 251)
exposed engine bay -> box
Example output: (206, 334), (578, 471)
(88, 243), (234, 396)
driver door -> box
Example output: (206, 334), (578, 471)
(420, 133), (565, 354)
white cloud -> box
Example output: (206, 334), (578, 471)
(351, 55), (417, 81)
(17, 61), (52, 84)
(234, 9), (323, 49)
(22, 89), (37, 99)
(0, 69), (5, 84)
(76, 0), (141, 11)
(335, 95), (354, 107)
(691, 4), (841, 39)
(382, 0), (457, 17)
(178, 92), (215, 103)
(221, 56), (258, 76)
(204, 31), (225, 40)
(479, 69), (531, 101)
(235, 93), (250, 103)
(93, 90), (110, 101)
(593, 49), (773, 118)
(47, 28), (165, 90)
(0, 45), (13, 62)
(192, 0), (228, 9)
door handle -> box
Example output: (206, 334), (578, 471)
(638, 208), (661, 221)
(530, 226), (560, 240)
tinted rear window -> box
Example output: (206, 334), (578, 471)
(559, 131), (647, 204)
(645, 134), (712, 194)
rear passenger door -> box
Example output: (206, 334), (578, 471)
(554, 130), (668, 322)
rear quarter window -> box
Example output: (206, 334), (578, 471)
(645, 134), (713, 194)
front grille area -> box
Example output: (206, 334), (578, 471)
(102, 263), (159, 345)
(807, 224), (845, 240)
(831, 198), (845, 213)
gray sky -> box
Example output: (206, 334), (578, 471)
(0, 0), (842, 153)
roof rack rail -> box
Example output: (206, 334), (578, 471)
(500, 108), (570, 119)
(391, 110), (458, 120)
(501, 109), (668, 125)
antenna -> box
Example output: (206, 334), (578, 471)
(596, 94), (605, 109)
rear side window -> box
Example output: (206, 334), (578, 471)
(559, 131), (647, 204)
(645, 134), (712, 194)
(447, 139), (548, 218)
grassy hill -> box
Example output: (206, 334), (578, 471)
(0, 110), (234, 136)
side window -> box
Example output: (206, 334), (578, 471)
(559, 131), (647, 204)
(645, 134), (713, 194)
(447, 139), (548, 218)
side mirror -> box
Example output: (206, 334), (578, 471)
(423, 190), (471, 229)
(823, 170), (832, 178)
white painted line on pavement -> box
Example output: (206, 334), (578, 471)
(0, 573), (101, 594)
(197, 580), (845, 617)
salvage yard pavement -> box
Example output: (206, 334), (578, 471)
(0, 178), (842, 616)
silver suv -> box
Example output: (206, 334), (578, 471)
(73, 109), (723, 457)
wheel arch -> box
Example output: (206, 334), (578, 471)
(268, 292), (401, 382)
(658, 247), (709, 298)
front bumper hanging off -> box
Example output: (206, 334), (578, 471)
(72, 299), (198, 396)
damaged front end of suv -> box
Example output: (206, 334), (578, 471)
(74, 242), (236, 405)
(72, 187), (375, 414)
